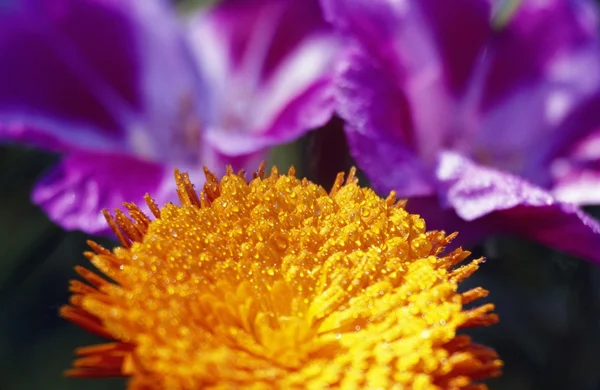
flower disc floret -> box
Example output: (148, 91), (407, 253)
(62, 165), (502, 389)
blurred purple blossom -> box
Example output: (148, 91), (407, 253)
(322, 0), (600, 262)
(0, 0), (338, 233)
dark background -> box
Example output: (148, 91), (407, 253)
(2, 1), (600, 389)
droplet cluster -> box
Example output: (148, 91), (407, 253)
(62, 165), (502, 389)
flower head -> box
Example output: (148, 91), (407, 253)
(0, 0), (338, 234)
(322, 0), (600, 262)
(61, 165), (501, 389)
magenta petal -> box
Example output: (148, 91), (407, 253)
(321, 0), (489, 92)
(436, 152), (555, 220)
(191, 0), (334, 80)
(0, 0), (140, 150)
(187, 0), (338, 156)
(473, 0), (600, 181)
(495, 203), (600, 264)
(324, 0), (491, 170)
(433, 151), (600, 262)
(325, 0), (600, 191)
(481, 0), (600, 110)
(0, 122), (73, 152)
(552, 160), (600, 205)
(205, 78), (336, 155)
(0, 0), (199, 158)
(347, 129), (434, 198)
(31, 153), (177, 235)
(539, 97), (600, 205)
(335, 49), (436, 197)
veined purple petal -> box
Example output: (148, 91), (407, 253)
(187, 0), (339, 156)
(32, 153), (189, 235)
(0, 0), (200, 162)
(191, 0), (333, 80)
(437, 151), (556, 220)
(336, 49), (435, 197)
(430, 151), (600, 262)
(205, 77), (336, 155)
(0, 122), (74, 152)
(527, 92), (600, 204)
(324, 0), (460, 196)
(551, 131), (600, 205)
(325, 0), (600, 183)
(474, 0), (600, 181)
(322, 0), (491, 164)
(481, 0), (599, 110)
(552, 166), (600, 205)
(0, 0), (138, 150)
(321, 0), (490, 93)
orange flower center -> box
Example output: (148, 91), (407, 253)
(61, 165), (502, 389)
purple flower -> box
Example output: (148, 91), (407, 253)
(322, 0), (600, 262)
(0, 0), (338, 233)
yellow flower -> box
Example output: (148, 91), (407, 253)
(61, 165), (502, 389)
